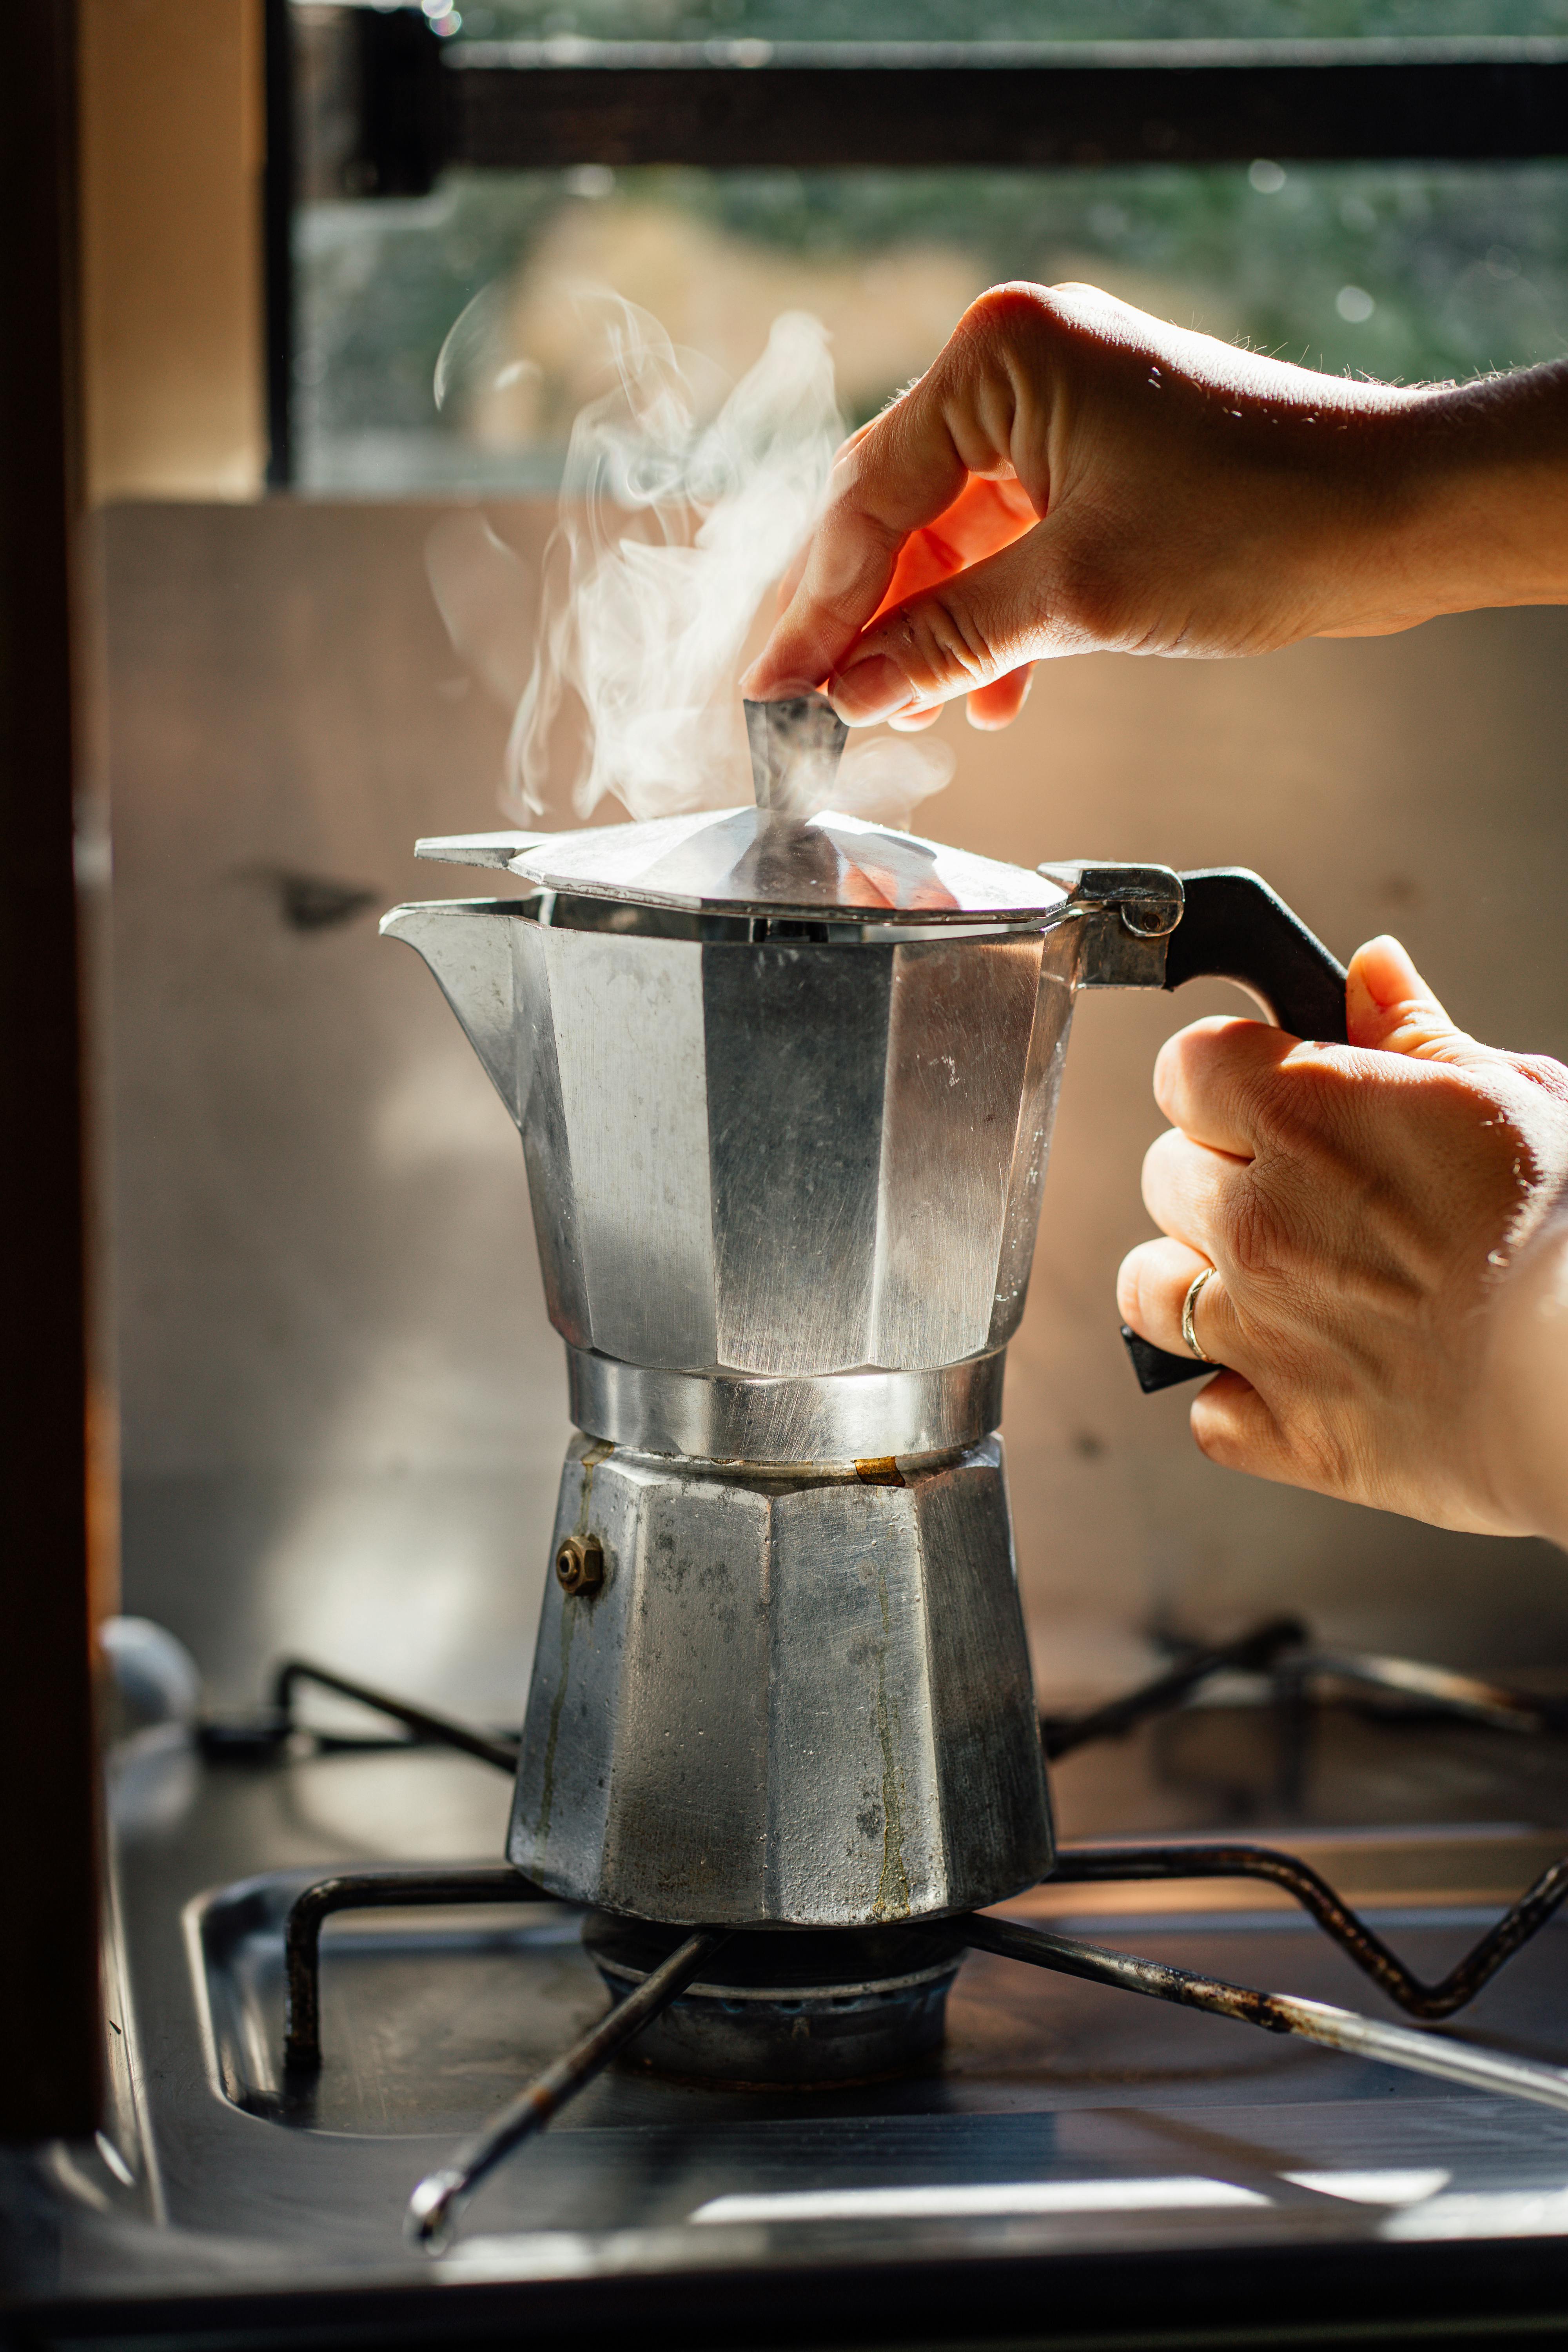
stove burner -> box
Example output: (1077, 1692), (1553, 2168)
(212, 1633), (1568, 2255)
(581, 1913), (966, 2089)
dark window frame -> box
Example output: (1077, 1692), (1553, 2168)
(1, 0), (103, 2141)
(265, 5), (1568, 483)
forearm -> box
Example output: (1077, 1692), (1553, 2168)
(1352, 359), (1568, 631)
(1200, 352), (1568, 644)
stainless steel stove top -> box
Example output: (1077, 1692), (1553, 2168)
(11, 1706), (1568, 2345)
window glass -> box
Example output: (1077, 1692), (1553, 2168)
(449, 1), (1568, 40)
(295, 159), (1568, 492)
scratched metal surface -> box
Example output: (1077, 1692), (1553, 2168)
(506, 1434), (1052, 1926)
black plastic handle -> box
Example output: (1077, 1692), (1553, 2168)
(1123, 868), (1348, 1395)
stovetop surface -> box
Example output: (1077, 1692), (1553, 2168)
(14, 1700), (1568, 2341)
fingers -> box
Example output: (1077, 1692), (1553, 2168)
(967, 665), (1034, 729)
(877, 475), (1039, 615)
(773, 532), (813, 616)
(769, 435), (1028, 632)
(1189, 1376), (1292, 1482)
(1345, 934), (1479, 1063)
(1117, 1235), (1240, 1366)
(1151, 1015), (1301, 1158)
(742, 396), (976, 704)
(883, 664), (1036, 734)
(743, 285), (1057, 703)
(1140, 1126), (1250, 1262)
(1118, 1240), (1296, 1487)
(823, 519), (1101, 724)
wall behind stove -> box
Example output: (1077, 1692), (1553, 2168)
(104, 500), (1568, 1713)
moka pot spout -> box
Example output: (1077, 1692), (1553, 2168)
(379, 898), (536, 1130)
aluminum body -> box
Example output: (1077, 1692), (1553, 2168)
(511, 1434), (1052, 1926)
(380, 842), (1156, 1927)
(381, 898), (1083, 1379)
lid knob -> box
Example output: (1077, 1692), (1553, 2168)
(743, 693), (849, 818)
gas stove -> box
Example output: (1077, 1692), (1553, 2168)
(13, 1642), (1568, 2348)
(27, 723), (1568, 2347)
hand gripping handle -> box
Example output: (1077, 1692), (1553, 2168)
(1123, 869), (1348, 1395)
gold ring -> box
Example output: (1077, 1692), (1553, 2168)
(1181, 1266), (1217, 1363)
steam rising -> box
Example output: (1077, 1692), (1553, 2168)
(511, 296), (832, 824)
(430, 289), (955, 831)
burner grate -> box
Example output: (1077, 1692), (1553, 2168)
(203, 1636), (1568, 2254)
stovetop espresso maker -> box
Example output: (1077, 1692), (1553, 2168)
(382, 700), (1347, 1938)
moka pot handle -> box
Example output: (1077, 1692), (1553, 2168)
(1122, 868), (1348, 1395)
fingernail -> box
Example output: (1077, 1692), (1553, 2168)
(827, 653), (912, 726)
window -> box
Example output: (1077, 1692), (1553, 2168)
(279, 2), (1568, 489)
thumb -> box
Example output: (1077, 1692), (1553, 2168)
(1345, 935), (1483, 1064)
(825, 523), (1086, 726)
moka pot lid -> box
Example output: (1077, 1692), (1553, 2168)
(414, 690), (1069, 926)
(414, 804), (1071, 926)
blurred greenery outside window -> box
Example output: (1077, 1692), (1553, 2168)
(292, 2), (1568, 493)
